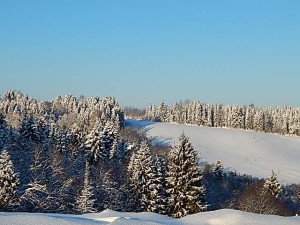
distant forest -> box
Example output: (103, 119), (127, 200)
(126, 101), (300, 136)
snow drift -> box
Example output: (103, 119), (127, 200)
(0, 209), (299, 225)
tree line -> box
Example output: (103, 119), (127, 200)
(145, 101), (300, 136)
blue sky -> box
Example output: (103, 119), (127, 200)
(0, 1), (299, 107)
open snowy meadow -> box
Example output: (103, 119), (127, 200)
(1, 209), (300, 225)
(127, 120), (300, 184)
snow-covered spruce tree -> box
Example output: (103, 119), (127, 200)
(70, 123), (85, 150)
(0, 113), (10, 149)
(18, 114), (40, 151)
(0, 149), (19, 208)
(36, 117), (50, 150)
(19, 114), (40, 142)
(99, 129), (112, 161)
(166, 134), (206, 218)
(109, 138), (121, 162)
(85, 123), (103, 164)
(231, 106), (244, 129)
(127, 141), (155, 212)
(76, 160), (96, 213)
(158, 102), (168, 122)
(126, 151), (140, 211)
(148, 156), (168, 214)
(213, 160), (224, 179)
(264, 171), (282, 199)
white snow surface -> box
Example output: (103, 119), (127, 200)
(1, 209), (299, 225)
(127, 120), (300, 184)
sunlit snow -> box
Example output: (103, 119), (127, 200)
(127, 120), (300, 184)
(1, 209), (299, 225)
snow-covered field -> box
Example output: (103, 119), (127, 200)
(127, 120), (300, 184)
(1, 209), (299, 225)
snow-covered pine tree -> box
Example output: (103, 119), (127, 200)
(109, 137), (125, 162)
(36, 117), (50, 150)
(148, 156), (168, 214)
(207, 105), (214, 127)
(158, 102), (168, 122)
(166, 134), (206, 218)
(254, 111), (265, 132)
(0, 149), (19, 208)
(128, 141), (154, 212)
(85, 123), (103, 164)
(245, 106), (254, 130)
(126, 151), (141, 211)
(99, 126), (115, 161)
(213, 160), (224, 179)
(76, 160), (96, 213)
(19, 114), (40, 143)
(264, 171), (282, 199)
(231, 106), (244, 129)
(0, 113), (10, 149)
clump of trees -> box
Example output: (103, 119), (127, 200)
(234, 171), (291, 216)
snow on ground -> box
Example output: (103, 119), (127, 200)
(180, 209), (300, 225)
(0, 209), (299, 225)
(126, 120), (300, 184)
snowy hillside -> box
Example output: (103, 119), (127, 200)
(127, 120), (300, 184)
(1, 209), (299, 225)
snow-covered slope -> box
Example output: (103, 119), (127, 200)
(127, 120), (300, 184)
(1, 209), (299, 225)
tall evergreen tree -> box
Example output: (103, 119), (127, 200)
(166, 134), (206, 218)
(127, 141), (154, 211)
(148, 156), (168, 214)
(0, 149), (19, 208)
(76, 161), (96, 213)
(36, 117), (50, 150)
(19, 114), (39, 142)
(85, 124), (103, 164)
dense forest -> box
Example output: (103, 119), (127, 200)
(0, 91), (299, 217)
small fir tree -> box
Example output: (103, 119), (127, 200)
(213, 160), (224, 179)
(264, 171), (282, 199)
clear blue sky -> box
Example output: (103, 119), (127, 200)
(0, 0), (299, 108)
